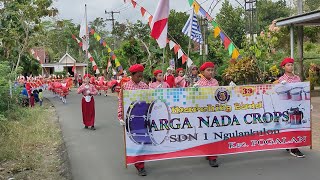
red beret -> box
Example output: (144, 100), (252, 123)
(84, 74), (91, 79)
(153, 69), (163, 76)
(280, 57), (294, 67)
(176, 68), (184, 74)
(200, 62), (215, 71)
(129, 64), (144, 73)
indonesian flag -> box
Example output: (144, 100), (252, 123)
(150, 0), (169, 49)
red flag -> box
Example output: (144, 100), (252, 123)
(148, 15), (153, 27)
(93, 65), (98, 71)
(224, 37), (231, 49)
(140, 7), (146, 16)
(90, 29), (95, 35)
(150, 0), (169, 49)
(112, 54), (116, 60)
(182, 54), (188, 64)
(174, 44), (180, 54)
(131, 0), (137, 8)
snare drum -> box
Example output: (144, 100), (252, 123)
(126, 99), (170, 145)
(290, 87), (303, 101)
(303, 86), (310, 100)
(275, 86), (291, 100)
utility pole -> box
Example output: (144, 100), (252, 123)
(105, 10), (120, 49)
(297, 0), (304, 80)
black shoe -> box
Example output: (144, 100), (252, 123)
(91, 126), (96, 130)
(137, 168), (147, 176)
(289, 148), (305, 158)
(84, 126), (88, 129)
(286, 149), (289, 152)
(209, 159), (219, 167)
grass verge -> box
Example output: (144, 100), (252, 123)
(0, 99), (71, 180)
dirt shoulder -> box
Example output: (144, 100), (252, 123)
(0, 99), (72, 180)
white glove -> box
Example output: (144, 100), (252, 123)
(193, 84), (199, 88)
(119, 119), (126, 126)
(311, 105), (313, 111)
(229, 81), (236, 87)
(280, 80), (287, 85)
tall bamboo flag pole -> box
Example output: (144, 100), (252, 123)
(186, 7), (194, 75)
(85, 4), (89, 75)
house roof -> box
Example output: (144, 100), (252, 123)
(31, 47), (46, 63)
(58, 53), (77, 63)
(276, 10), (320, 26)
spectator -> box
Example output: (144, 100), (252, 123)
(39, 89), (43, 106)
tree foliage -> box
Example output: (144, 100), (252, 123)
(257, 0), (291, 30)
(215, 0), (245, 48)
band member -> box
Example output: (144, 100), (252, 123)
(77, 74), (98, 130)
(278, 57), (305, 158)
(195, 62), (219, 167)
(78, 74), (83, 87)
(118, 64), (149, 176)
(186, 65), (200, 87)
(175, 68), (187, 88)
(149, 70), (170, 89)
(97, 74), (108, 96)
(164, 67), (175, 88)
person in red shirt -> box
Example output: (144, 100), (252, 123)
(118, 64), (149, 176)
(77, 74), (98, 130)
(195, 62), (219, 167)
(149, 70), (170, 89)
(278, 57), (305, 158)
(164, 67), (175, 88)
(29, 93), (35, 107)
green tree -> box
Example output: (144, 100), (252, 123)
(215, 0), (245, 48)
(257, 0), (290, 30)
(0, 0), (57, 72)
(167, 10), (190, 68)
(305, 0), (320, 11)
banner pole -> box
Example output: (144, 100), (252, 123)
(121, 88), (128, 168)
(310, 82), (312, 150)
(162, 46), (166, 88)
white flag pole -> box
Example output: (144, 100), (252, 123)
(186, 8), (194, 77)
(85, 4), (89, 75)
(187, 9), (194, 57)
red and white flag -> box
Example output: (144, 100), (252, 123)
(150, 0), (169, 49)
(79, 12), (89, 51)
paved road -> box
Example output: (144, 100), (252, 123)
(47, 90), (320, 180)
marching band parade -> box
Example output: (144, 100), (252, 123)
(15, 57), (309, 176)
(3, 0), (318, 179)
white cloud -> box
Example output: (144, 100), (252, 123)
(53, 0), (224, 28)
